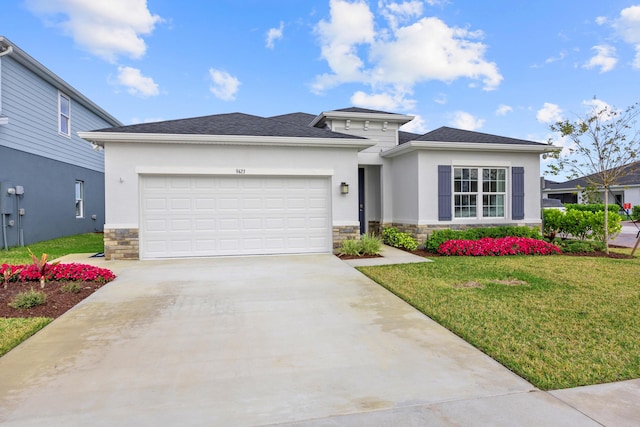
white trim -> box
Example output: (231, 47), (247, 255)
(78, 131), (375, 150)
(104, 224), (139, 230)
(381, 140), (554, 157)
(58, 91), (71, 138)
(332, 221), (360, 227)
(310, 110), (414, 127)
(135, 166), (334, 176)
(0, 116), (8, 125)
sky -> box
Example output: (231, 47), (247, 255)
(3, 0), (640, 176)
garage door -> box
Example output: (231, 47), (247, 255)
(140, 175), (332, 259)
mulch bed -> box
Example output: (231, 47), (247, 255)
(0, 281), (108, 319)
(335, 253), (383, 260)
(408, 248), (635, 259)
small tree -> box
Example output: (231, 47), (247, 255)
(547, 100), (640, 253)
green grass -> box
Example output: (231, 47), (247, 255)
(0, 233), (103, 264)
(0, 233), (103, 357)
(359, 253), (640, 390)
(0, 317), (52, 357)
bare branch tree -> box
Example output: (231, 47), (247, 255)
(547, 100), (640, 253)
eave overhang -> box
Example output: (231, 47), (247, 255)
(310, 110), (414, 128)
(77, 131), (376, 152)
(381, 140), (556, 158)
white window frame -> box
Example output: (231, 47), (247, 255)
(75, 180), (84, 218)
(58, 92), (71, 137)
(453, 167), (507, 219)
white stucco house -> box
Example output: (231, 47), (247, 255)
(79, 107), (551, 260)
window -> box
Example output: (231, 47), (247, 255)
(454, 167), (506, 219)
(59, 92), (71, 136)
(75, 180), (84, 218)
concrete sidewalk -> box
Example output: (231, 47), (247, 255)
(0, 254), (636, 425)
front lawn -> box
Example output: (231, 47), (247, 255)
(0, 233), (103, 265)
(359, 252), (640, 390)
(0, 233), (106, 358)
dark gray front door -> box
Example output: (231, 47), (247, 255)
(358, 168), (365, 235)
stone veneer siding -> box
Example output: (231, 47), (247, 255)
(382, 222), (542, 247)
(333, 225), (360, 248)
(104, 228), (139, 260)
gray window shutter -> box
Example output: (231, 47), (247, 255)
(438, 165), (452, 221)
(512, 167), (525, 220)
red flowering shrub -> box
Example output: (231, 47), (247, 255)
(437, 237), (561, 256)
(0, 263), (116, 283)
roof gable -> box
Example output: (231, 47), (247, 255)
(416, 126), (544, 146)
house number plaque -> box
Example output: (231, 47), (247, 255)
(236, 169), (246, 174)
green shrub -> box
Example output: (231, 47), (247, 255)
(543, 208), (621, 241)
(426, 226), (542, 253)
(382, 228), (418, 251)
(61, 282), (81, 294)
(565, 203), (620, 213)
(632, 205), (640, 221)
(359, 233), (382, 255)
(9, 289), (46, 309)
(337, 239), (361, 256)
(556, 240), (605, 253)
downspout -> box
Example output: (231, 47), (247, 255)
(0, 45), (10, 250)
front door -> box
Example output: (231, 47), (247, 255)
(358, 167), (365, 235)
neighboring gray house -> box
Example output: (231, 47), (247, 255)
(542, 161), (640, 209)
(0, 36), (121, 249)
(80, 107), (551, 260)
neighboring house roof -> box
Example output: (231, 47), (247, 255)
(415, 126), (545, 146)
(0, 36), (121, 127)
(544, 161), (640, 190)
(92, 112), (363, 139)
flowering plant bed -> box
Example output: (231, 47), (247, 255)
(0, 263), (116, 319)
(437, 237), (561, 256)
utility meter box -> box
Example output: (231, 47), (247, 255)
(0, 182), (16, 214)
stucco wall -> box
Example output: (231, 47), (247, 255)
(104, 142), (360, 230)
(417, 150), (542, 225)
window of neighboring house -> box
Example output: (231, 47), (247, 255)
(75, 180), (84, 218)
(454, 167), (506, 218)
(59, 92), (71, 136)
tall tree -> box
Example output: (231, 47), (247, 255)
(547, 100), (640, 253)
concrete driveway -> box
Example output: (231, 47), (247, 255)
(0, 255), (600, 426)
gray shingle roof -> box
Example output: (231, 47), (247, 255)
(415, 126), (545, 146)
(269, 112), (316, 127)
(399, 130), (420, 144)
(333, 107), (404, 115)
(94, 112), (361, 139)
(545, 161), (640, 188)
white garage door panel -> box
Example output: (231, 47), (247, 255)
(140, 176), (332, 258)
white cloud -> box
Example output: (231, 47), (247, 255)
(26, 0), (162, 62)
(545, 50), (567, 64)
(266, 21), (284, 49)
(380, 1), (424, 30)
(536, 103), (563, 124)
(583, 44), (617, 73)
(434, 93), (447, 104)
(496, 104), (512, 116)
(116, 66), (159, 96)
(351, 90), (415, 111)
(614, 5), (640, 68)
(451, 111), (484, 131)
(312, 0), (502, 105)
(595, 16), (607, 25)
(583, 98), (619, 121)
(209, 68), (241, 101)
(400, 114), (427, 134)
